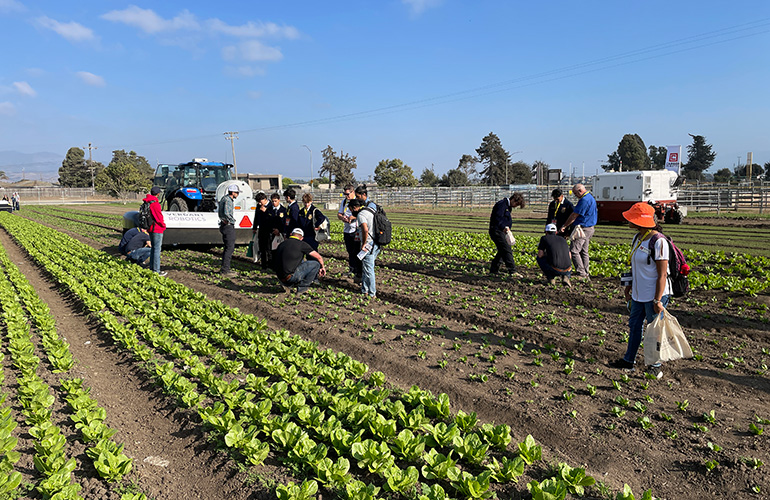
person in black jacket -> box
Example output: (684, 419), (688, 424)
(546, 188), (574, 236)
(267, 192), (287, 252)
(488, 192), (525, 277)
(283, 188), (301, 237)
(253, 192), (272, 269)
(298, 193), (328, 251)
(537, 223), (572, 286)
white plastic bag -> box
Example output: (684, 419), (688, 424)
(570, 225), (585, 240)
(251, 232), (260, 263)
(504, 230), (515, 246)
(271, 233), (284, 251)
(316, 219), (330, 242)
(644, 309), (693, 365)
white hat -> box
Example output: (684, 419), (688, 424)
(227, 184), (240, 193)
(545, 223), (558, 233)
(291, 228), (304, 237)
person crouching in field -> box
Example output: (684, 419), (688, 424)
(536, 223), (571, 286)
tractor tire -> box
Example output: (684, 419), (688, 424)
(169, 197), (188, 212)
(670, 209), (684, 224)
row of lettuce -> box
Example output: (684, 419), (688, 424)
(0, 238), (137, 499)
(0, 211), (655, 499)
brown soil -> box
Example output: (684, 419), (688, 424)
(2, 207), (769, 500)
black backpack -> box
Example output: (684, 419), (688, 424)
(647, 233), (689, 298)
(137, 200), (157, 231)
(364, 204), (392, 246)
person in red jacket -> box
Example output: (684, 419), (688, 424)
(143, 187), (167, 276)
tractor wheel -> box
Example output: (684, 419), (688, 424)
(670, 209), (684, 224)
(169, 197), (188, 211)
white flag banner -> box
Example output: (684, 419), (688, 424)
(665, 145), (682, 174)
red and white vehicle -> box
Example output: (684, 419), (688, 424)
(593, 170), (686, 224)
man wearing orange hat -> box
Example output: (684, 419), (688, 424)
(609, 202), (670, 378)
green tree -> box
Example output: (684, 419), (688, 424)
(374, 158), (418, 187)
(683, 134), (716, 181)
(602, 151), (621, 171)
(734, 163), (764, 180)
(765, 162), (770, 181)
(282, 177), (293, 189)
(420, 167), (440, 187)
(109, 149), (153, 179)
(648, 145), (667, 170)
(616, 134), (649, 171)
(95, 155), (152, 202)
(320, 146), (357, 187)
(0, 170), (7, 181)
(439, 168), (468, 187)
(713, 168), (732, 184)
(457, 154), (478, 182)
(58, 147), (99, 187)
(509, 161), (533, 184)
(476, 132), (513, 185)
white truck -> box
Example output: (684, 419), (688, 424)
(593, 170), (686, 224)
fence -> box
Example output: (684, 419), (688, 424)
(7, 184), (769, 213)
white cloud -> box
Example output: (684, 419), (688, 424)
(208, 19), (299, 39)
(37, 16), (96, 42)
(101, 6), (199, 34)
(12, 81), (36, 97)
(0, 0), (24, 14)
(402, 0), (442, 16)
(76, 71), (106, 87)
(0, 101), (15, 116)
(223, 40), (282, 62)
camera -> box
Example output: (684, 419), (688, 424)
(620, 271), (632, 286)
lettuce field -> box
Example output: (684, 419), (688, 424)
(0, 205), (767, 500)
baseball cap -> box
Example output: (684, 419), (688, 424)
(291, 228), (304, 237)
(545, 223), (557, 233)
(227, 184), (240, 193)
(150, 186), (161, 196)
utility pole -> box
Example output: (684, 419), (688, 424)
(302, 145), (313, 192)
(224, 132), (239, 179)
(84, 142), (98, 190)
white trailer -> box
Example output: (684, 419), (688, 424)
(593, 170), (686, 223)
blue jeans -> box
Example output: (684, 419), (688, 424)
(536, 256), (571, 279)
(127, 247), (151, 265)
(624, 295), (671, 365)
(149, 232), (163, 273)
(361, 244), (380, 297)
(285, 260), (320, 292)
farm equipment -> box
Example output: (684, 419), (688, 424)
(123, 159), (257, 246)
(594, 170), (687, 224)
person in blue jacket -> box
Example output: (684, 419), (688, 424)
(488, 192), (525, 277)
(298, 193), (328, 251)
(559, 183), (598, 279)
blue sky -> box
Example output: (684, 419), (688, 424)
(1, 0), (769, 182)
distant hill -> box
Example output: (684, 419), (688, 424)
(0, 150), (63, 183)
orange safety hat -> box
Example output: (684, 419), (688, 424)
(622, 202), (657, 228)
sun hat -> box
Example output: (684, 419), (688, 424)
(545, 223), (558, 233)
(622, 202), (657, 228)
(227, 184), (240, 193)
(291, 228), (304, 237)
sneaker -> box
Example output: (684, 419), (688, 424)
(157, 271), (168, 277)
(507, 272), (523, 279)
(220, 270), (237, 278)
(609, 358), (635, 371)
(297, 287), (310, 295)
(278, 281), (292, 293)
(561, 275), (571, 287)
(645, 365), (663, 379)
(547, 277), (557, 285)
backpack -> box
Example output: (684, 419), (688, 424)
(363, 203), (392, 246)
(647, 232), (689, 298)
(137, 200), (157, 231)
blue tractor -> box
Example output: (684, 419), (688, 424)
(153, 159), (233, 212)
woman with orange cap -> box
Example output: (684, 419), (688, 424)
(609, 202), (671, 378)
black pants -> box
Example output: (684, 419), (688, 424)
(489, 228), (515, 273)
(344, 232), (362, 275)
(220, 224), (235, 272)
(257, 228), (271, 269)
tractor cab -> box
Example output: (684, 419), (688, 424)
(153, 159), (233, 212)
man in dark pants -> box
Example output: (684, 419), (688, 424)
(218, 183), (240, 278)
(488, 192), (525, 277)
(253, 192), (272, 269)
(274, 228), (326, 294)
(337, 184), (362, 281)
(547, 188), (574, 236)
(118, 227), (151, 266)
(537, 223), (572, 286)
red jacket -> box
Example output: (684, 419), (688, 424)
(142, 194), (166, 233)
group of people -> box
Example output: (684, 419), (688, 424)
(493, 184), (673, 377)
(490, 183), (597, 284)
(120, 186), (166, 275)
(1, 192), (20, 210)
